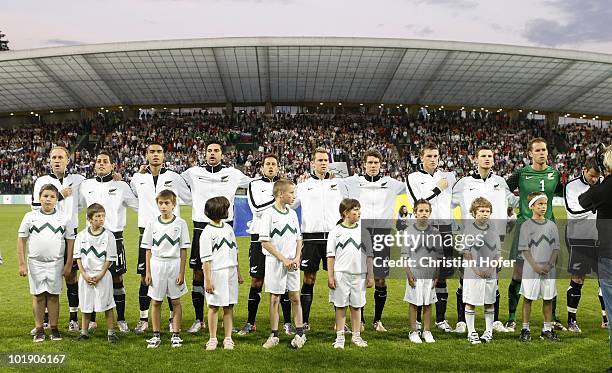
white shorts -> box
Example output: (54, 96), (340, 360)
(205, 266), (239, 307)
(463, 278), (497, 306)
(404, 278), (437, 306)
(28, 259), (63, 296)
(264, 256), (300, 295)
(329, 272), (366, 308)
(148, 257), (188, 301)
(520, 277), (557, 301)
(79, 271), (115, 313)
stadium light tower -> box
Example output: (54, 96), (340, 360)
(0, 30), (9, 51)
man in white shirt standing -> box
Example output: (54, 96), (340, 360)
(181, 140), (252, 333)
(79, 150), (139, 333)
(130, 143), (192, 334)
(406, 143), (456, 332)
(293, 147), (345, 331)
(343, 149), (406, 331)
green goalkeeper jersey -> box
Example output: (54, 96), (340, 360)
(507, 165), (561, 221)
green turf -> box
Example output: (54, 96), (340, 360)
(0, 206), (610, 372)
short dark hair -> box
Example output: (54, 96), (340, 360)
(413, 198), (431, 211)
(206, 139), (224, 153)
(205, 196), (230, 221)
(527, 138), (547, 152)
(584, 157), (599, 172)
(419, 143), (439, 156)
(362, 149), (383, 164)
(156, 189), (177, 205)
(39, 184), (60, 198)
(147, 143), (165, 152)
(97, 150), (114, 163)
(87, 203), (106, 220)
(475, 145), (493, 158)
(262, 153), (279, 163)
(339, 198), (361, 221)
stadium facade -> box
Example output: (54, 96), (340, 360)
(0, 37), (611, 121)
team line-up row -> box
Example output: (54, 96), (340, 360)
(17, 137), (610, 349)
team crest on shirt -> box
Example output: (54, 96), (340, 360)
(108, 188), (117, 195)
(220, 176), (229, 182)
(164, 180), (172, 186)
(330, 184), (337, 190)
(381, 182), (388, 188)
(548, 173), (554, 179)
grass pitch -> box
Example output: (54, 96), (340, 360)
(0, 206), (610, 372)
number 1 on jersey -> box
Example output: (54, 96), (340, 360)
(540, 179), (545, 191)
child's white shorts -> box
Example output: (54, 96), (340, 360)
(205, 266), (239, 307)
(264, 256), (300, 295)
(328, 272), (366, 308)
(404, 278), (437, 306)
(462, 278), (497, 306)
(148, 257), (188, 301)
(79, 271), (115, 313)
(28, 259), (63, 296)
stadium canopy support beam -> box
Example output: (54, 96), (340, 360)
(516, 60), (577, 109)
(33, 59), (87, 109)
(264, 102), (273, 115)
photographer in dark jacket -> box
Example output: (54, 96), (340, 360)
(579, 145), (612, 357)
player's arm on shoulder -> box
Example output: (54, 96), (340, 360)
(393, 177), (408, 196)
(174, 172), (192, 206)
(121, 182), (139, 210)
(235, 168), (254, 188)
(506, 169), (520, 192)
(450, 177), (464, 207)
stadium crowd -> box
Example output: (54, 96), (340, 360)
(1, 113), (610, 194)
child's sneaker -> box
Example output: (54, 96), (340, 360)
(552, 320), (567, 331)
(351, 335), (368, 347)
(332, 335), (345, 349)
(302, 322), (310, 332)
(50, 329), (62, 341)
(409, 331), (422, 343)
(33, 329), (45, 343)
(492, 321), (509, 333)
(223, 337), (235, 350)
(283, 323), (296, 335)
(146, 335), (161, 348)
(290, 334), (307, 349)
(505, 320), (516, 332)
(468, 331), (481, 345)
(88, 322), (97, 333)
(480, 330), (493, 343)
(206, 338), (218, 351)
(108, 333), (119, 343)
(540, 330), (560, 342)
(68, 320), (80, 333)
(416, 321), (422, 331)
(422, 331), (435, 343)
(453, 321), (467, 334)
(74, 333), (90, 341)
(171, 334), (183, 348)
(518, 328), (531, 342)
(262, 334), (279, 349)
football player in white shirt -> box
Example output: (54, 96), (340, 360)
(238, 154), (293, 336)
(142, 190), (191, 348)
(32, 146), (85, 332)
(327, 199), (374, 349)
(131, 143), (192, 335)
(79, 150), (138, 332)
(406, 143), (456, 333)
(181, 140), (252, 333)
(259, 179), (306, 349)
(293, 148), (346, 331)
(73, 203), (118, 343)
(342, 149), (407, 332)
(563, 158), (607, 332)
(18, 184), (76, 343)
(201, 196), (244, 351)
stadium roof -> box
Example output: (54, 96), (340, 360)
(1, 37), (611, 118)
